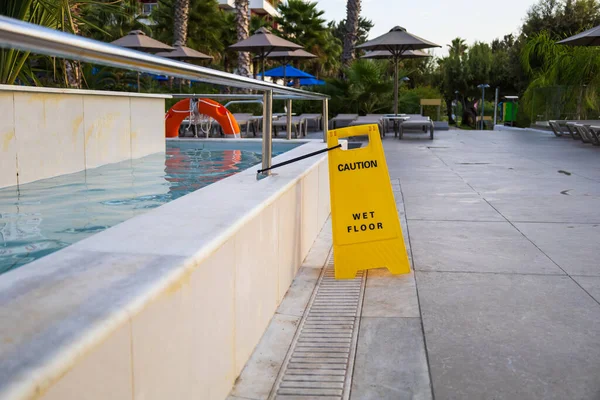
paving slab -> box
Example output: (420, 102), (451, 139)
(399, 180), (477, 197)
(450, 164), (564, 181)
(403, 194), (504, 222)
(301, 220), (332, 269)
(409, 220), (564, 274)
(276, 267), (321, 317)
(572, 275), (600, 304)
(386, 158), (448, 171)
(392, 187), (411, 255)
(362, 270), (419, 318)
(231, 313), (300, 399)
(463, 175), (600, 196)
(417, 271), (600, 400)
(515, 222), (600, 276)
(485, 194), (600, 223)
(393, 170), (460, 182)
(350, 317), (432, 400)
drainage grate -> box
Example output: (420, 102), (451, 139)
(270, 253), (366, 400)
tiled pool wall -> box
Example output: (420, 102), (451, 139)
(0, 139), (333, 400)
(0, 85), (168, 188)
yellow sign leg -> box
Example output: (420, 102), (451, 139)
(327, 124), (411, 280)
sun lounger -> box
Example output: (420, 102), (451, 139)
(566, 122), (583, 140)
(366, 114), (390, 133)
(247, 115), (269, 137)
(272, 116), (306, 138)
(300, 114), (323, 131)
(232, 113), (257, 137)
(565, 121), (600, 143)
(572, 123), (600, 145)
(570, 123), (590, 143)
(348, 116), (385, 137)
(398, 116), (434, 140)
(550, 120), (600, 142)
(588, 126), (600, 145)
(548, 120), (570, 137)
(329, 114), (358, 129)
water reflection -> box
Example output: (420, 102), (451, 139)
(165, 147), (246, 198)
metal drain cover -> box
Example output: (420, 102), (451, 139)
(270, 254), (366, 399)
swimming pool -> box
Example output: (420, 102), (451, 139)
(0, 140), (300, 274)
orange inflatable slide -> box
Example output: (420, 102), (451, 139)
(165, 98), (240, 138)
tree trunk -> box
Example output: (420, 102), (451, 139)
(63, 61), (81, 88)
(234, 0), (252, 78)
(224, 54), (230, 73)
(173, 0), (190, 47)
(64, 4), (82, 88)
(576, 85), (585, 120)
(341, 0), (361, 67)
(462, 98), (478, 128)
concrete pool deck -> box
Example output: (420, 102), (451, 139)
(229, 128), (600, 400)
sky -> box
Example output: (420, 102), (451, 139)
(317, 0), (540, 56)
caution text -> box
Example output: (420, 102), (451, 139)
(337, 160), (378, 172)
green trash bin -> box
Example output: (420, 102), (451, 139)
(503, 96), (519, 126)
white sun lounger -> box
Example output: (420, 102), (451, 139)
(348, 116), (385, 137)
(398, 116), (434, 140)
(300, 114), (323, 131)
(272, 116), (307, 138)
(329, 114), (358, 129)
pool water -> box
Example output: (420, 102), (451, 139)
(0, 141), (299, 274)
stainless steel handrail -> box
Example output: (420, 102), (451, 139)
(0, 16), (329, 100)
(172, 94), (318, 101)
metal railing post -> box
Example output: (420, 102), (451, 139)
(262, 90), (273, 175)
(322, 98), (329, 143)
(286, 99), (293, 140)
(494, 87), (499, 126)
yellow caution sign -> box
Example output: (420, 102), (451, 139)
(327, 124), (410, 279)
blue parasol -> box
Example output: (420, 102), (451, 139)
(258, 65), (314, 79)
(288, 77), (325, 86)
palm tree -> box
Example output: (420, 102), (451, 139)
(330, 16), (373, 58)
(153, 0), (225, 57)
(86, 0), (150, 40)
(448, 37), (468, 57)
(276, 0), (342, 78)
(322, 60), (392, 114)
(39, 0), (124, 87)
(0, 0), (42, 85)
(172, 0), (190, 46)
(0, 0), (120, 86)
(522, 31), (600, 120)
(234, 0), (252, 77)
(346, 60), (393, 113)
(341, 0), (360, 67)
(220, 11), (238, 73)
